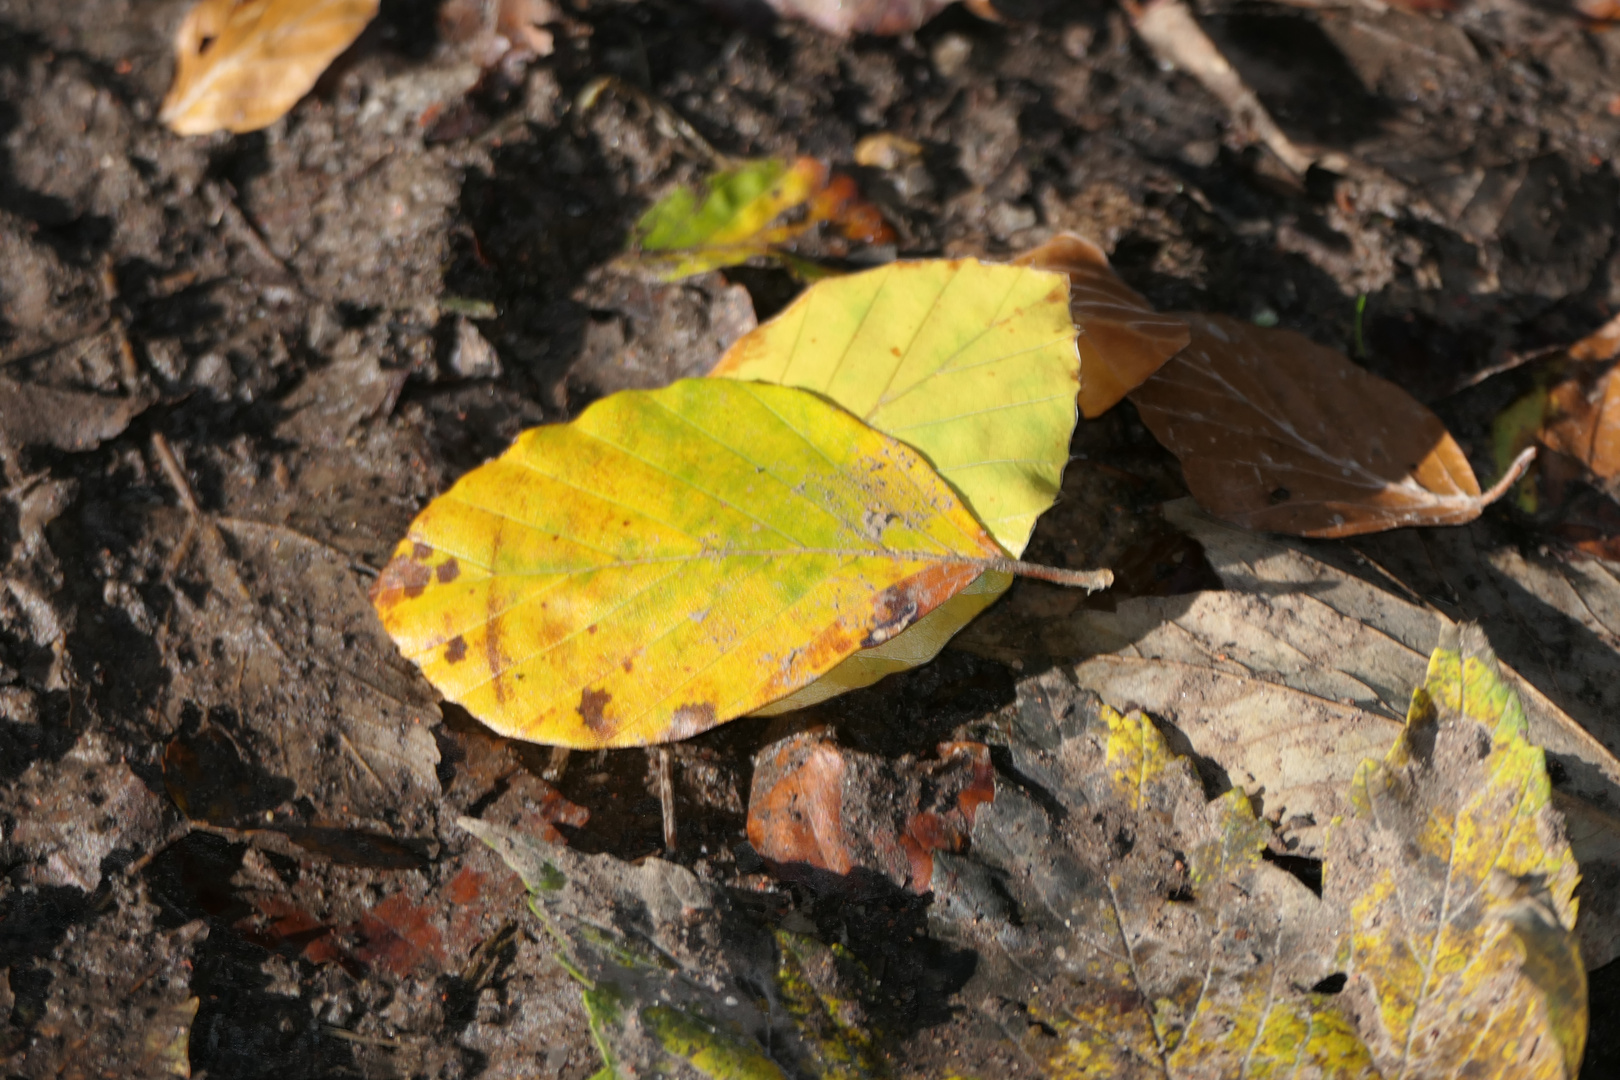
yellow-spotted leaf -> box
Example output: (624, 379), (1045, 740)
(712, 259), (1080, 711)
(372, 378), (1104, 748)
(160, 0), (379, 136)
(1330, 623), (1586, 1080)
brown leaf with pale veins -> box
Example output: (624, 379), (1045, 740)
(1130, 313), (1532, 537)
(1010, 232), (1190, 418)
(160, 0), (379, 136)
(1523, 314), (1620, 481)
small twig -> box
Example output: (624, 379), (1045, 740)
(654, 746), (677, 855)
(151, 432), (201, 516)
(1129, 0), (1314, 175)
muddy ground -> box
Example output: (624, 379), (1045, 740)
(2, 0), (1620, 1075)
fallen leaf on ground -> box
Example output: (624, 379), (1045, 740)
(465, 817), (889, 1079)
(613, 157), (892, 282)
(924, 629), (1586, 1078)
(1009, 232), (1191, 417)
(160, 0), (380, 135)
(437, 0), (558, 68)
(372, 378), (1105, 748)
(712, 258), (1080, 710)
(1328, 625), (1585, 1079)
(1130, 313), (1533, 537)
(955, 497), (1620, 967)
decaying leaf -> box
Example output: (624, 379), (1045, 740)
(712, 258), (1079, 710)
(160, 0), (380, 136)
(959, 497), (1620, 967)
(614, 157), (892, 282)
(461, 816), (889, 1080)
(1328, 624), (1586, 1079)
(1130, 313), (1533, 537)
(372, 378), (1104, 749)
(1009, 232), (1191, 418)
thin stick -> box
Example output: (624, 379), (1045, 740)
(990, 560), (1113, 591)
(151, 432), (200, 516)
(654, 746), (677, 855)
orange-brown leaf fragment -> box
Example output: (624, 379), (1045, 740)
(160, 0), (379, 136)
(1010, 233), (1190, 417)
(1130, 313), (1530, 537)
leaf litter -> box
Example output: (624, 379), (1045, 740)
(470, 629), (1585, 1078)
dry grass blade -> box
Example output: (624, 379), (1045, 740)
(160, 0), (379, 136)
(1130, 313), (1533, 537)
(1009, 232), (1190, 418)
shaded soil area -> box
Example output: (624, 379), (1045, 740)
(1, 0), (1619, 1075)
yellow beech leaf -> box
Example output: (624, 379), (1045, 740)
(371, 378), (1105, 748)
(1330, 623), (1586, 1080)
(160, 0), (379, 136)
(711, 258), (1079, 711)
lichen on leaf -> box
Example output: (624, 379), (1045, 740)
(1328, 623), (1586, 1080)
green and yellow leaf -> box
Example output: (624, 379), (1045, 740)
(615, 157), (891, 282)
(373, 378), (1019, 748)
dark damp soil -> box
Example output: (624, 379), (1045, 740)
(2, 0), (1619, 1075)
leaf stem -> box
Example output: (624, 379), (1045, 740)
(1478, 445), (1537, 508)
(985, 559), (1114, 591)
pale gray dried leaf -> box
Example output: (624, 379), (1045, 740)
(162, 515), (440, 825)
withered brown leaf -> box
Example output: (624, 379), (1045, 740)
(1011, 232), (1191, 418)
(1527, 313), (1620, 480)
(160, 0), (379, 136)
(1129, 312), (1531, 537)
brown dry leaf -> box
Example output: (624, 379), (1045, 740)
(1509, 313), (1620, 482)
(1009, 232), (1191, 418)
(1130, 313), (1532, 537)
(160, 0), (380, 136)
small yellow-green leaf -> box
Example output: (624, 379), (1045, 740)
(615, 157), (891, 282)
(374, 379), (1025, 748)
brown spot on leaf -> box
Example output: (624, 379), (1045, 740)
(413, 541), (433, 560)
(372, 552), (433, 606)
(445, 636), (467, 663)
(861, 582), (922, 647)
(437, 558), (460, 583)
(578, 687), (613, 732)
(668, 702), (718, 740)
